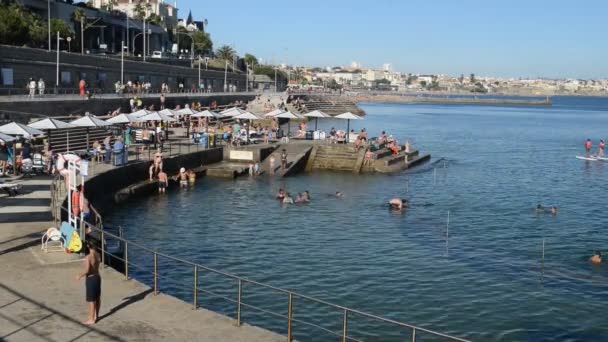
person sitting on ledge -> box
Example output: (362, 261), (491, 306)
(590, 251), (602, 265)
(389, 198), (408, 210)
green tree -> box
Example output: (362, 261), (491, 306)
(327, 79), (342, 90)
(216, 45), (236, 62)
(420, 80), (427, 88)
(133, 2), (146, 20)
(192, 31), (212, 55)
(469, 73), (476, 84)
(244, 53), (258, 67)
(0, 3), (35, 46)
(253, 65), (286, 81)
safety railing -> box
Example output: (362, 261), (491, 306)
(65, 211), (469, 342)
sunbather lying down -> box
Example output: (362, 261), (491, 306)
(0, 183), (21, 197)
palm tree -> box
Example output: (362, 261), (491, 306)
(71, 8), (86, 54)
(216, 45), (235, 62)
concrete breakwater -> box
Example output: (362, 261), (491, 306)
(353, 94), (552, 106)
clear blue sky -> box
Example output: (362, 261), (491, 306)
(176, 0), (607, 79)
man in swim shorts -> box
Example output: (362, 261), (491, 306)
(76, 240), (101, 325)
(585, 139), (592, 154)
(157, 170), (168, 193)
(179, 167), (188, 188)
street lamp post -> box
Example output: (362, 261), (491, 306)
(274, 67), (277, 92)
(224, 60), (228, 93)
(121, 40), (124, 84)
(67, 37), (72, 52)
(198, 56), (201, 91)
(47, 0), (51, 51)
(142, 17), (146, 61)
(56, 31), (60, 87)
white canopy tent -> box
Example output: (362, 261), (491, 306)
(0, 122), (43, 138)
(334, 112), (363, 139)
(191, 110), (218, 118)
(29, 118), (78, 151)
(303, 110), (331, 131)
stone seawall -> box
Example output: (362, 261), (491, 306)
(64, 148), (223, 218)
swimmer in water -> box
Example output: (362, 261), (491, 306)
(276, 188), (285, 200)
(590, 251), (602, 265)
(389, 198), (408, 210)
(535, 203), (545, 213)
(283, 192), (294, 204)
(335, 191), (343, 198)
(550, 206), (558, 215)
(296, 191), (311, 203)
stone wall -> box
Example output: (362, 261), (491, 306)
(0, 45), (246, 93)
(80, 147), (223, 216)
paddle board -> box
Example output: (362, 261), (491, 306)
(576, 156), (597, 161)
(595, 156), (608, 161)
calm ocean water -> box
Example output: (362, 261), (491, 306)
(106, 96), (608, 341)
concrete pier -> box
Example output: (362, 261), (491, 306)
(0, 221), (283, 342)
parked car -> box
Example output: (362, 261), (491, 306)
(151, 51), (163, 59)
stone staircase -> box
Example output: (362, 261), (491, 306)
(290, 95), (365, 116)
(307, 144), (364, 172)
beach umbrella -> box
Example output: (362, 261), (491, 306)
(130, 109), (153, 118)
(191, 110), (219, 133)
(29, 118), (77, 151)
(140, 112), (177, 122)
(191, 110), (218, 118)
(335, 112), (363, 141)
(264, 109), (284, 117)
(233, 111), (262, 142)
(177, 107), (197, 116)
(70, 115), (112, 128)
(0, 122), (43, 137)
(275, 111), (299, 138)
(220, 107), (246, 118)
(303, 110), (330, 131)
(0, 133), (16, 143)
(158, 109), (178, 117)
(105, 113), (142, 124)
(70, 114), (111, 150)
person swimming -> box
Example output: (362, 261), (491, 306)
(276, 188), (285, 200)
(550, 206), (558, 215)
(535, 203), (545, 212)
(283, 192), (294, 204)
(335, 191), (343, 198)
(389, 198), (408, 210)
(296, 191), (311, 203)
(590, 251), (602, 265)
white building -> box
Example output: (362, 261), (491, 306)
(91, 0), (178, 29)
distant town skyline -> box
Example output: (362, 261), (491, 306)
(177, 0), (607, 79)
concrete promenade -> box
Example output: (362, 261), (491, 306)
(0, 91), (264, 103)
(0, 222), (283, 341)
(0, 141), (285, 341)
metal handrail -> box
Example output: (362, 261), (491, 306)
(75, 218), (468, 342)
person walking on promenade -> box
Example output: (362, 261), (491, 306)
(79, 79), (86, 97)
(38, 78), (45, 96)
(160, 93), (165, 109)
(76, 240), (101, 325)
(27, 78), (36, 98)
